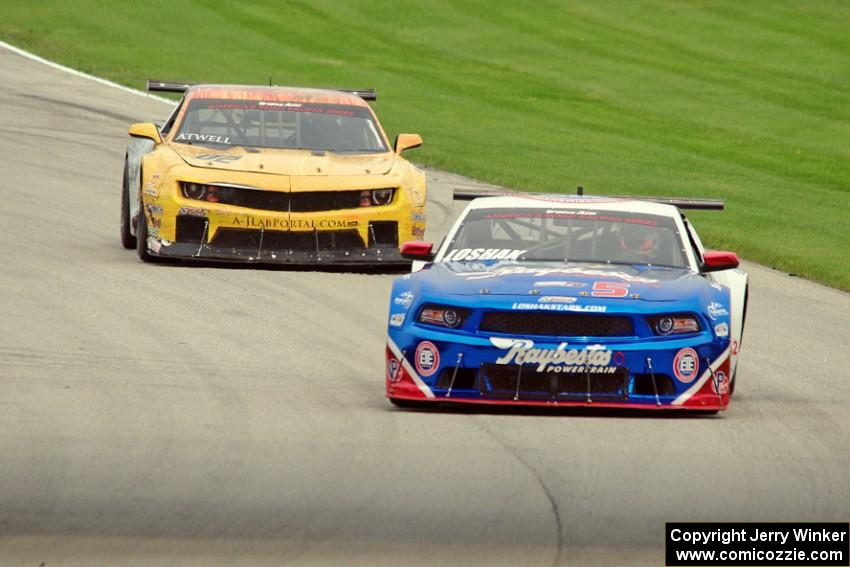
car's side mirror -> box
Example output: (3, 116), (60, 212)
(401, 241), (434, 261)
(702, 250), (739, 272)
(129, 122), (162, 144)
(394, 133), (422, 155)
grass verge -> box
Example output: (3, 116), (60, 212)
(3, 1), (848, 289)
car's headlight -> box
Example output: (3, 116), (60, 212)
(418, 304), (469, 329)
(371, 188), (394, 206)
(358, 188), (395, 207)
(182, 182), (207, 200)
(648, 315), (700, 335)
(181, 182), (222, 203)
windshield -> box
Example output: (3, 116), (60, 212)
(441, 207), (689, 268)
(172, 98), (388, 152)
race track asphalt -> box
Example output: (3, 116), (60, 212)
(0, 44), (848, 566)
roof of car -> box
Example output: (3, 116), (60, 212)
(184, 85), (371, 107)
(465, 195), (680, 217)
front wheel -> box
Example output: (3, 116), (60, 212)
(388, 397), (432, 410)
(120, 158), (136, 249)
(136, 198), (159, 263)
(692, 409), (720, 416)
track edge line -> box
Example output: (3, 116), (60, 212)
(0, 40), (173, 106)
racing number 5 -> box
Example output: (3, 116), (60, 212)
(591, 281), (629, 298)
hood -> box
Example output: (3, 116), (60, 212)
(169, 143), (396, 176)
(414, 261), (705, 302)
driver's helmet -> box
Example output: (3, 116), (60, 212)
(618, 223), (660, 258)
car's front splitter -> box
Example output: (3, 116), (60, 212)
(145, 238), (411, 267)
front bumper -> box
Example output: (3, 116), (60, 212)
(385, 331), (732, 411)
(140, 185), (423, 267)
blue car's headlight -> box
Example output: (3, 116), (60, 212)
(417, 304), (469, 329)
(647, 314), (700, 335)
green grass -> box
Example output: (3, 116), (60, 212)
(3, 1), (849, 290)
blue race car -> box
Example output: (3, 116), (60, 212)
(385, 191), (748, 412)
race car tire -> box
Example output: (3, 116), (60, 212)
(136, 194), (160, 264)
(693, 409), (720, 416)
(120, 157), (136, 249)
(388, 397), (432, 410)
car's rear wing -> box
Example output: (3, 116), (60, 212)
(146, 79), (377, 101)
(452, 188), (724, 210)
(147, 79), (195, 94)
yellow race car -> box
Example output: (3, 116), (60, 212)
(120, 80), (425, 266)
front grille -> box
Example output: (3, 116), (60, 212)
(210, 228), (364, 250)
(368, 221), (399, 247)
(631, 373), (676, 396)
(210, 186), (289, 211)
(290, 191), (362, 212)
(188, 187), (368, 213)
(479, 312), (635, 337)
(480, 364), (629, 399)
(175, 215), (208, 243)
(435, 368), (478, 390)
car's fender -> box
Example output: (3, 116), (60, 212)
(387, 274), (423, 333)
(709, 268), (748, 379)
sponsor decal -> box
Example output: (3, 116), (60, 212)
(148, 226), (160, 238)
(231, 216), (357, 230)
(526, 195), (620, 204)
(538, 296), (577, 304)
(259, 101), (302, 108)
(142, 173), (161, 198)
(714, 322), (729, 337)
(389, 313), (405, 327)
(484, 210), (598, 220)
(548, 209), (597, 217)
(443, 248), (526, 262)
(387, 358), (401, 383)
(411, 211), (426, 222)
(461, 266), (658, 283)
(394, 291), (414, 308)
(195, 153), (241, 164)
(145, 204), (164, 216)
(414, 341), (440, 377)
(707, 301), (729, 320)
(591, 281), (630, 298)
(147, 237), (162, 254)
(411, 225), (425, 238)
(491, 338), (615, 374)
(673, 348), (700, 383)
(178, 207), (207, 217)
(204, 100), (358, 117)
(174, 133), (231, 144)
(483, 210), (658, 226)
(534, 280), (586, 288)
(711, 370), (728, 394)
(710, 281), (724, 291)
(512, 302), (606, 313)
